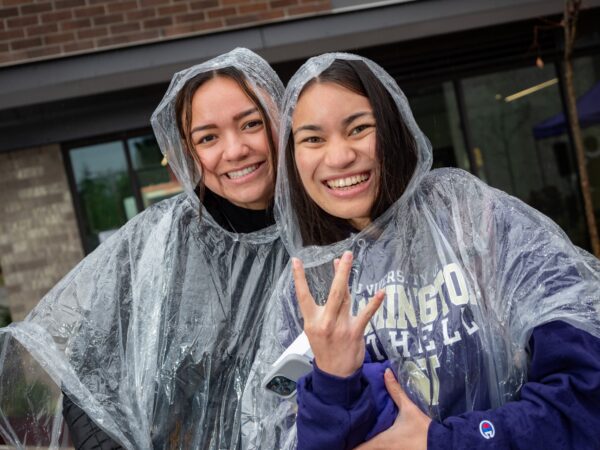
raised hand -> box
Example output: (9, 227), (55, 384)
(354, 369), (431, 450)
(292, 251), (385, 377)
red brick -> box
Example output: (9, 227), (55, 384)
(20, 2), (52, 15)
(55, 0), (86, 9)
(44, 31), (75, 44)
(0, 7), (18, 19)
(93, 13), (124, 26)
(41, 10), (73, 24)
(220, 0), (243, 5)
(97, 29), (160, 46)
(162, 19), (222, 36)
(25, 44), (61, 58)
(110, 22), (141, 34)
(0, 28), (24, 41)
(107, 1), (138, 13)
(225, 14), (259, 26)
(7, 15), (39, 28)
(207, 7), (235, 18)
(157, 4), (188, 15)
(143, 16), (173, 28)
(270, 0), (298, 7)
(126, 8), (156, 21)
(60, 18), (92, 30)
(238, 3), (269, 14)
(77, 26), (108, 39)
(63, 40), (95, 52)
(174, 12), (205, 23)
(0, 0), (25, 6)
(0, 42), (8, 51)
(139, 0), (170, 6)
(11, 36), (43, 50)
(73, 5), (105, 19)
(26, 23), (59, 37)
(189, 0), (219, 10)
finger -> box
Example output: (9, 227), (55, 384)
(333, 258), (340, 272)
(355, 290), (385, 333)
(384, 368), (406, 409)
(291, 258), (317, 319)
(323, 251), (353, 319)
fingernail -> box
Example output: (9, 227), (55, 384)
(342, 251), (352, 261)
(292, 257), (301, 269)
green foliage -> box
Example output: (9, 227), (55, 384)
(1, 379), (53, 417)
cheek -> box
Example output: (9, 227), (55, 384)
(195, 148), (220, 174)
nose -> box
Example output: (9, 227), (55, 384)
(323, 136), (357, 169)
(222, 132), (250, 161)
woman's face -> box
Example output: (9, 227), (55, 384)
(190, 76), (273, 210)
(292, 82), (378, 230)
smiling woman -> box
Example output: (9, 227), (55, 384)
(0, 48), (288, 450)
(176, 69), (277, 213)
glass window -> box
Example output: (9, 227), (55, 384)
(572, 55), (600, 239)
(461, 64), (588, 247)
(406, 82), (471, 171)
(127, 136), (182, 208)
(67, 134), (182, 253)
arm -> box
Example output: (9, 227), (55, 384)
(428, 321), (600, 450)
(356, 321), (600, 450)
(297, 358), (398, 450)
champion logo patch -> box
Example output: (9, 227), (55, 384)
(479, 420), (495, 439)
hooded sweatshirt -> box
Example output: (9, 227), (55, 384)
(241, 53), (600, 450)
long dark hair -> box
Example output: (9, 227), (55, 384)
(285, 59), (418, 246)
(175, 67), (277, 203)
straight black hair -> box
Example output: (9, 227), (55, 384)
(285, 59), (418, 246)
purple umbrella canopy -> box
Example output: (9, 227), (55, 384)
(533, 81), (600, 139)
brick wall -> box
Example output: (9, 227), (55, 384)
(0, 0), (332, 66)
(0, 145), (84, 321)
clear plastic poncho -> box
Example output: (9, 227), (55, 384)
(241, 53), (600, 449)
(0, 48), (289, 449)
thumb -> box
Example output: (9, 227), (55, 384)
(384, 368), (408, 409)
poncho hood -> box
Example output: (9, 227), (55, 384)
(275, 52), (432, 259)
(0, 48), (288, 450)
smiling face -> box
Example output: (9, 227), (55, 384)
(189, 75), (273, 210)
(292, 82), (379, 230)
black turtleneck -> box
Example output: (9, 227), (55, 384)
(202, 188), (275, 233)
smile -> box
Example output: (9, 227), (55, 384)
(325, 172), (370, 190)
(226, 163), (261, 179)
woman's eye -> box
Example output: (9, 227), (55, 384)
(243, 119), (263, 130)
(350, 124), (373, 136)
(300, 136), (323, 144)
(196, 134), (217, 145)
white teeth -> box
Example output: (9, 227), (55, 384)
(326, 173), (369, 189)
(227, 164), (259, 179)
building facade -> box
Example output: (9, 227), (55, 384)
(1, 0), (600, 320)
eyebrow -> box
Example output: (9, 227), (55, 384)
(293, 111), (374, 136)
(190, 107), (259, 136)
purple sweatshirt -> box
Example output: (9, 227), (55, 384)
(296, 320), (600, 450)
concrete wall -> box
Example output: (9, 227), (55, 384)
(0, 145), (83, 321)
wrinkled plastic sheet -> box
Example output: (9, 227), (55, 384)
(241, 53), (600, 449)
(0, 48), (288, 450)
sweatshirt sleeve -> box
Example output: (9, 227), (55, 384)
(296, 357), (397, 450)
(428, 320), (600, 450)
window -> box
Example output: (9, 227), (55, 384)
(65, 133), (182, 254)
(461, 64), (588, 247)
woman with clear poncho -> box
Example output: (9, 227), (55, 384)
(241, 53), (600, 449)
(0, 48), (289, 449)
